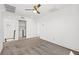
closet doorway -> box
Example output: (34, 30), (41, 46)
(19, 20), (26, 39)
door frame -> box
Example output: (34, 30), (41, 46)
(18, 20), (27, 39)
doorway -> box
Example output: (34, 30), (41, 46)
(19, 20), (26, 39)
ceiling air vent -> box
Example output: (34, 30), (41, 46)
(4, 4), (16, 13)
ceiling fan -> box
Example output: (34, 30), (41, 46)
(25, 4), (41, 14)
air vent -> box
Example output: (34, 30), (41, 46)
(4, 4), (16, 13)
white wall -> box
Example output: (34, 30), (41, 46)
(37, 5), (79, 52)
(26, 17), (37, 38)
(0, 5), (4, 53)
(3, 11), (18, 40)
(3, 11), (37, 40)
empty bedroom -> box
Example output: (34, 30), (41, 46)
(0, 4), (79, 55)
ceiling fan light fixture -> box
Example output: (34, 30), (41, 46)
(25, 4), (41, 14)
(33, 9), (37, 14)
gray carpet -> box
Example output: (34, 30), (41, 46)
(1, 37), (79, 55)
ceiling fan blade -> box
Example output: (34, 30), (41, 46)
(25, 9), (33, 10)
(37, 10), (40, 14)
(37, 4), (41, 8)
